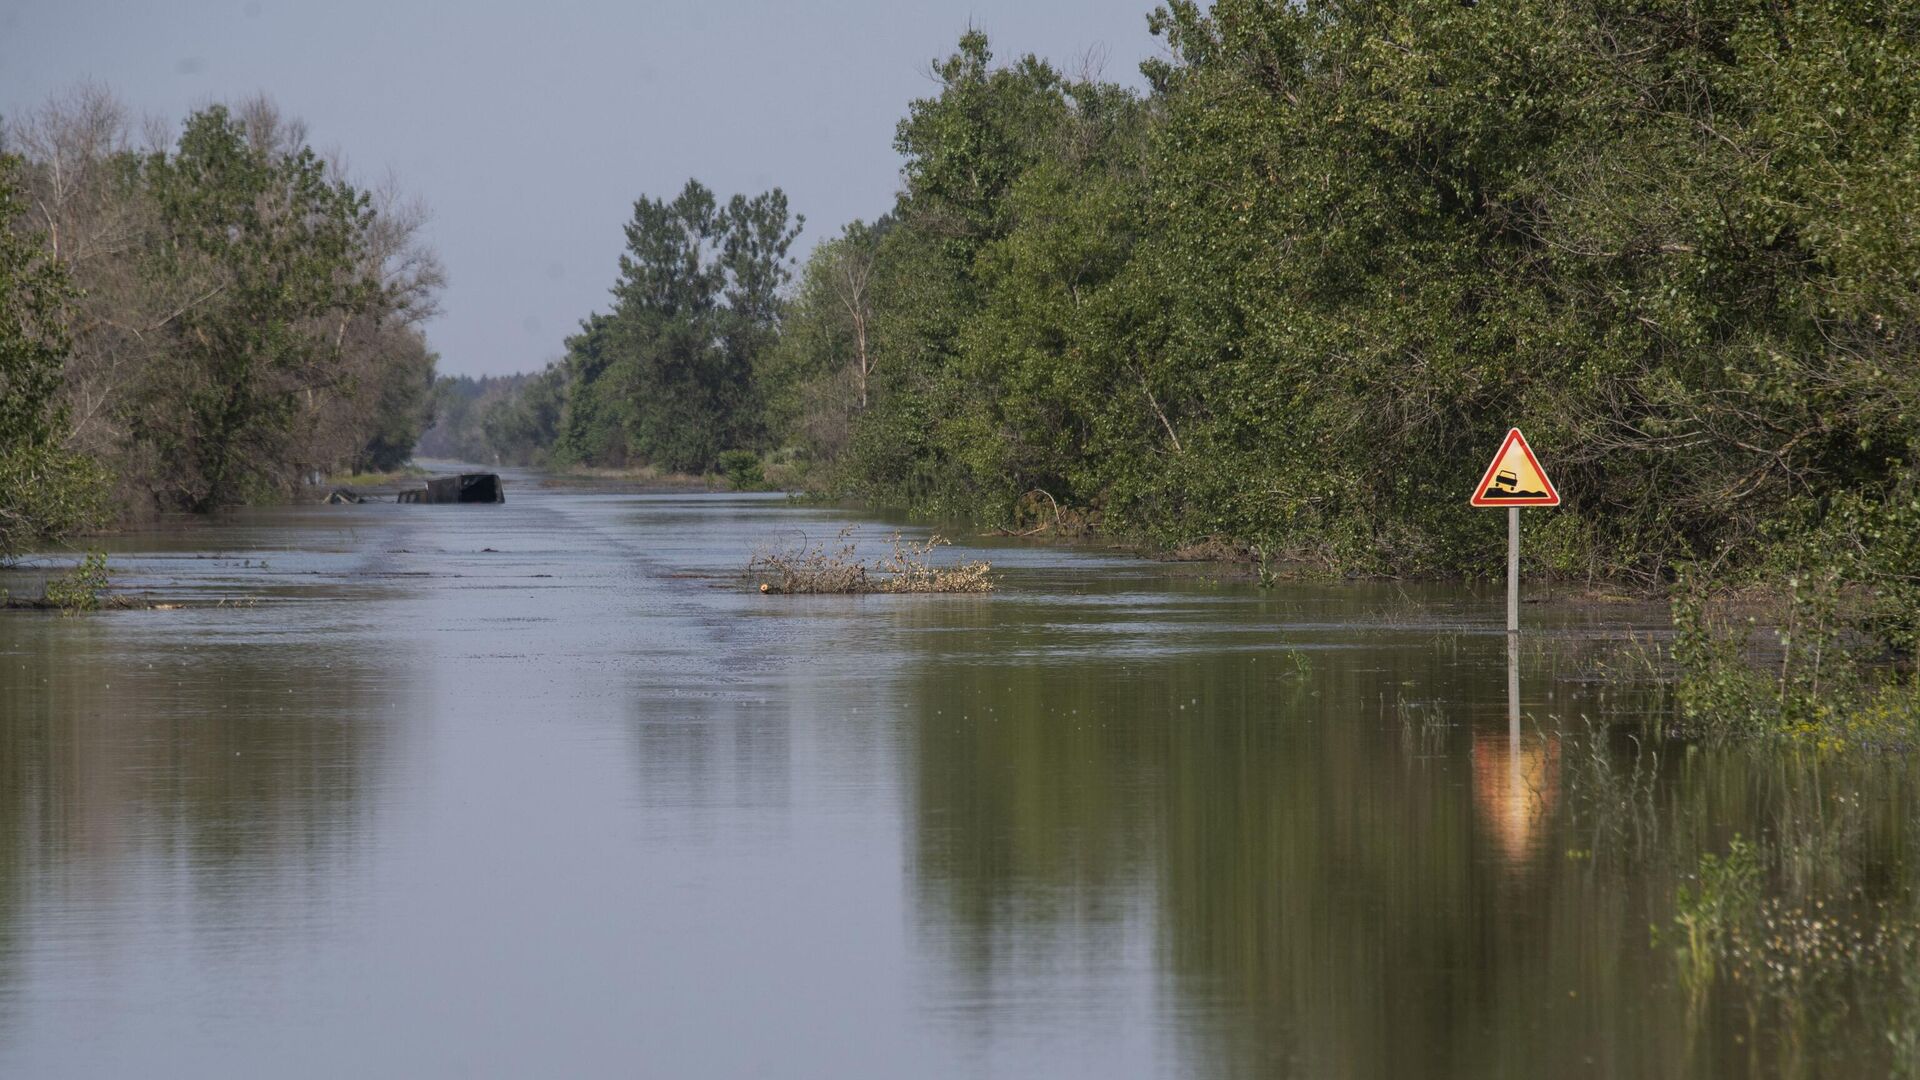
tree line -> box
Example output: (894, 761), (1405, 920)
(415, 372), (560, 466)
(9, 1), (1918, 598)
(470, 1), (1918, 593)
(1, 87), (439, 557)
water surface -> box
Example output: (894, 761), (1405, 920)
(1, 478), (1912, 1077)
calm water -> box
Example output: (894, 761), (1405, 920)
(1, 476), (1914, 1078)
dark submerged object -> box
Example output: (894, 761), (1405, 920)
(323, 487), (368, 504)
(398, 473), (505, 504)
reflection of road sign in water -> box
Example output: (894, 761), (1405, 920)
(1471, 428), (1559, 507)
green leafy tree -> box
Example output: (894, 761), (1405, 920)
(821, 9), (1918, 582)
(132, 105), (382, 511)
(353, 336), (437, 472)
(554, 179), (799, 474)
(0, 152), (104, 559)
(758, 217), (891, 475)
(478, 363), (566, 466)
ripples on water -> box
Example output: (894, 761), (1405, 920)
(0, 477), (1913, 1078)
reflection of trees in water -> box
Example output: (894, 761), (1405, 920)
(903, 623), (1920, 1077)
(910, 660), (1160, 1003)
(0, 617), (401, 1018)
(630, 701), (793, 833)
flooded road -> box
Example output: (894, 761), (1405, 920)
(1, 478), (1914, 1078)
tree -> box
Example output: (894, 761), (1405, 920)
(825, 220), (881, 410)
(5, 88), (445, 526)
(478, 363), (565, 465)
(554, 179), (799, 474)
(132, 105), (382, 510)
(0, 152), (103, 559)
(757, 218), (891, 476)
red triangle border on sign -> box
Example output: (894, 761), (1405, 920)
(1469, 428), (1561, 507)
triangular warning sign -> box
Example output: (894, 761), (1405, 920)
(1470, 428), (1560, 507)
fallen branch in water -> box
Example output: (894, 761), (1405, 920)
(749, 527), (993, 594)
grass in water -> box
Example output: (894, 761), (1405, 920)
(750, 528), (992, 594)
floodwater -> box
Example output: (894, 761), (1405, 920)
(1, 475), (1914, 1078)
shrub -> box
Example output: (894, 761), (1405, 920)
(1672, 495), (1920, 747)
(42, 552), (109, 613)
(718, 449), (765, 492)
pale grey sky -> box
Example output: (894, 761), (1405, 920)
(1, 1), (1160, 376)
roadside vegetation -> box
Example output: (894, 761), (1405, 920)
(0, 86), (440, 559)
(5, 4), (1917, 740)
(448, 2), (1920, 740)
(416, 370), (562, 467)
(476, 3), (1920, 584)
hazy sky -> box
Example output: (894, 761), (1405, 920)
(1, 1), (1161, 376)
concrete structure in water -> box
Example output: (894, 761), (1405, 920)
(397, 473), (506, 504)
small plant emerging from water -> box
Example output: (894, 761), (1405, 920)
(1668, 837), (1762, 1003)
(42, 552), (110, 613)
(1660, 835), (1920, 1071)
(750, 528), (992, 594)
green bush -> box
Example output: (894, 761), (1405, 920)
(0, 153), (106, 560)
(718, 449), (765, 492)
(1673, 495), (1920, 747)
(42, 552), (110, 614)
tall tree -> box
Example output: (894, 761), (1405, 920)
(133, 105), (382, 510)
(0, 152), (104, 559)
(555, 178), (799, 474)
(757, 218), (890, 473)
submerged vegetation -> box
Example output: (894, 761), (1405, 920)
(0, 551), (179, 612)
(749, 528), (993, 594)
(38, 551), (109, 613)
(1671, 495), (1920, 747)
(1658, 834), (1920, 1075)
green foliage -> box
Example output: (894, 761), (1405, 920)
(1668, 837), (1762, 999)
(1674, 495), (1920, 746)
(477, 364), (565, 466)
(0, 153), (106, 561)
(353, 343), (438, 473)
(132, 106), (383, 511)
(823, 32), (1156, 523)
(551, 180), (800, 474)
(41, 551), (109, 613)
(750, 9), (1920, 587)
(422, 372), (537, 463)
(6, 91), (444, 538)
(716, 449), (764, 492)
(757, 218), (891, 483)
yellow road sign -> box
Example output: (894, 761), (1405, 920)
(1471, 428), (1560, 507)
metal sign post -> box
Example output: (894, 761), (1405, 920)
(1472, 429), (1560, 742)
(1508, 506), (1520, 635)
(1470, 427), (1560, 637)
